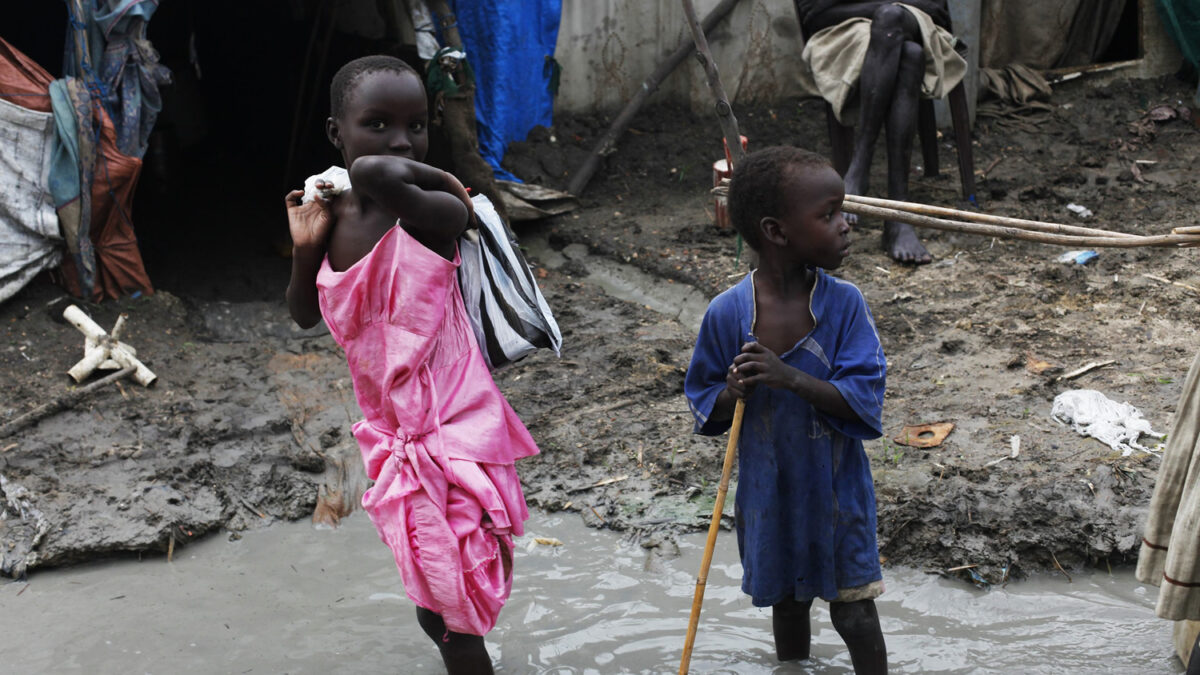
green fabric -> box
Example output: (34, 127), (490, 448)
(426, 46), (475, 98)
(1155, 0), (1200, 103)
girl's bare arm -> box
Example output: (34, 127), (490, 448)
(285, 188), (332, 328)
(348, 156), (472, 261)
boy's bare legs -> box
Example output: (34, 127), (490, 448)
(415, 607), (494, 675)
(772, 597), (814, 661)
(882, 39), (931, 263)
(830, 599), (887, 674)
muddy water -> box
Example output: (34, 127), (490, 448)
(0, 510), (1178, 674)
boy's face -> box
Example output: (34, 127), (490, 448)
(329, 70), (428, 165)
(770, 164), (850, 270)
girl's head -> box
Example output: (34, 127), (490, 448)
(326, 55), (428, 165)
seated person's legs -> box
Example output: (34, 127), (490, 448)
(882, 40), (932, 264)
(842, 3), (921, 200)
(830, 598), (887, 675)
(772, 596), (814, 661)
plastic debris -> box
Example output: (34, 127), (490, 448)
(1050, 389), (1165, 456)
(1056, 250), (1098, 264)
(1066, 203), (1093, 219)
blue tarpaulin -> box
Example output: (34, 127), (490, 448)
(441, 1), (561, 181)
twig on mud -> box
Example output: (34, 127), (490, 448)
(238, 495), (266, 519)
(1, 443), (17, 453)
(978, 155), (1006, 180)
(167, 532), (176, 563)
(1143, 273), (1200, 295)
(1050, 551), (1072, 582)
(569, 475), (630, 494)
(946, 564), (978, 572)
(588, 505), (606, 524)
(1055, 359), (1116, 382)
(17, 583), (29, 596)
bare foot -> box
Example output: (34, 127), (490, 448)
(883, 221), (931, 264)
(842, 173), (868, 228)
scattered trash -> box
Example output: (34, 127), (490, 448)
(894, 422), (955, 448)
(1024, 352), (1055, 375)
(1050, 389), (1165, 456)
(1066, 203), (1093, 219)
(1056, 249), (1098, 264)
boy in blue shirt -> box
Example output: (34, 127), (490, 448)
(685, 146), (888, 673)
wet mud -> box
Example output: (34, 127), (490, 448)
(2, 75), (1199, 588)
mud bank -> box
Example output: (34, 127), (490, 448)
(2, 75), (1198, 583)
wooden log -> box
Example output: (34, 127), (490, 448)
(0, 367), (135, 439)
(567, 0), (743, 196)
(844, 194), (1139, 239)
(841, 202), (1200, 248)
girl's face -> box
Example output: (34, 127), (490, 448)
(330, 70), (429, 165)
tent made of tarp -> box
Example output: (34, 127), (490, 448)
(0, 36), (153, 302)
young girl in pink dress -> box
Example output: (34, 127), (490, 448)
(284, 55), (539, 674)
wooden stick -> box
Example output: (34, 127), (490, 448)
(1144, 273), (1200, 294)
(844, 194), (1139, 239)
(1172, 225), (1200, 235)
(841, 202), (1200, 248)
(680, 398), (745, 675)
(681, 0), (745, 168)
(0, 367), (135, 439)
(568, 0), (742, 196)
(1055, 359), (1116, 382)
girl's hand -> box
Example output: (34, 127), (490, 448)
(285, 184), (333, 250)
(442, 172), (476, 228)
(731, 342), (796, 392)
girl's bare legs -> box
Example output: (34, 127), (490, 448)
(415, 607), (494, 675)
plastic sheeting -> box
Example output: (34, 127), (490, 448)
(1051, 389), (1165, 456)
(440, 1), (562, 181)
(0, 98), (62, 303)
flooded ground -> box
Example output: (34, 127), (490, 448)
(0, 510), (1179, 674)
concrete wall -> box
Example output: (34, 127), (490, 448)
(552, 0), (806, 113)
(551, 0), (1182, 116)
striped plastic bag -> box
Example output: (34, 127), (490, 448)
(458, 194), (562, 369)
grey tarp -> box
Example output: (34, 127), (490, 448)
(0, 96), (62, 303)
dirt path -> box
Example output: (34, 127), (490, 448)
(2, 75), (1197, 585)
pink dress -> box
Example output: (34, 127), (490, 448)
(316, 223), (539, 636)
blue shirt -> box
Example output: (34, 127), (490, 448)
(685, 270), (886, 605)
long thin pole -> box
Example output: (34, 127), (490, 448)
(843, 194), (1140, 239)
(679, 399), (745, 674)
(842, 201), (1200, 248)
(678, 1), (749, 670)
(567, 0), (743, 196)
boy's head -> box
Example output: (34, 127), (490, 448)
(728, 146), (849, 268)
(327, 55), (428, 164)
